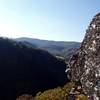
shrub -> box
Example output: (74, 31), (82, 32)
(33, 82), (74, 100)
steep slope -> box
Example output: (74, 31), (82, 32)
(67, 13), (100, 99)
(0, 38), (68, 100)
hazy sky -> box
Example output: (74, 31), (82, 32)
(0, 0), (100, 42)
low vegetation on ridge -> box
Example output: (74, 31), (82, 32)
(17, 82), (88, 100)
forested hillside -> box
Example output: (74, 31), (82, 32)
(16, 38), (80, 59)
(0, 37), (69, 100)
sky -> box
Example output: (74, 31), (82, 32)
(0, 0), (100, 42)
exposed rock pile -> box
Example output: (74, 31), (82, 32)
(67, 13), (100, 99)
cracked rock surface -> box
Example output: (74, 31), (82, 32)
(68, 13), (100, 98)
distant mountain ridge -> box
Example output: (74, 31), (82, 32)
(16, 37), (80, 47)
(16, 37), (80, 59)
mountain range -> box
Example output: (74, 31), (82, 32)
(16, 37), (80, 59)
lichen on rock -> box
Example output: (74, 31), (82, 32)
(67, 13), (100, 99)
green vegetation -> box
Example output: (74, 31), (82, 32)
(16, 82), (74, 100)
(76, 95), (88, 100)
(16, 37), (80, 59)
(33, 82), (74, 100)
(17, 82), (88, 100)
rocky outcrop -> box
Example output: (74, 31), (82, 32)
(67, 13), (100, 99)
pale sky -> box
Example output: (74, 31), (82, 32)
(0, 0), (100, 42)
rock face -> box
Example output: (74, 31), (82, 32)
(67, 13), (100, 98)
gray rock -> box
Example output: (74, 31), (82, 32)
(67, 13), (100, 98)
